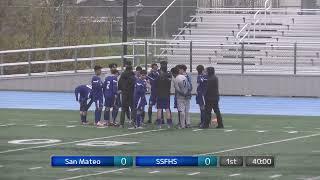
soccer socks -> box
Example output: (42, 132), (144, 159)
(80, 114), (86, 123)
(161, 110), (165, 124)
(120, 110), (126, 126)
(112, 107), (119, 123)
(95, 109), (102, 124)
(156, 119), (161, 127)
(148, 106), (152, 123)
(136, 114), (142, 127)
(167, 119), (173, 127)
(200, 109), (205, 126)
(179, 111), (186, 128)
(141, 110), (145, 123)
(104, 109), (110, 123)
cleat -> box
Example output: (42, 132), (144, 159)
(128, 125), (136, 129)
(81, 122), (89, 125)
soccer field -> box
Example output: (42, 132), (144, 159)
(0, 109), (320, 180)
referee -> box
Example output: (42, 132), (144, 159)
(203, 67), (224, 129)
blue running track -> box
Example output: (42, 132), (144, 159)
(0, 91), (319, 116)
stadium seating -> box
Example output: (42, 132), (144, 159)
(163, 8), (320, 74)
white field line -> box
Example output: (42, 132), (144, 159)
(57, 168), (128, 180)
(229, 174), (241, 177)
(29, 166), (43, 170)
(270, 174), (282, 179)
(197, 133), (320, 156)
(0, 129), (164, 154)
(304, 176), (320, 180)
(287, 131), (298, 134)
(208, 128), (319, 134)
(2, 123), (320, 133)
(224, 129), (234, 132)
(187, 172), (200, 176)
(66, 125), (77, 128)
(66, 168), (81, 172)
(192, 129), (203, 132)
(257, 130), (267, 133)
(35, 124), (47, 127)
(149, 170), (160, 174)
(0, 165), (3, 168)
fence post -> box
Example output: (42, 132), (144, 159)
(74, 48), (78, 73)
(189, 41), (193, 73)
(294, 42), (297, 75)
(144, 40), (148, 70)
(0, 54), (4, 75)
(241, 43), (245, 74)
(154, 24), (157, 56)
(28, 51), (31, 76)
(132, 42), (135, 67)
(45, 50), (49, 76)
(90, 47), (95, 70)
(163, 12), (167, 38)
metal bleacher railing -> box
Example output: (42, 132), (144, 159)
(0, 42), (147, 77)
(1, 39), (320, 77)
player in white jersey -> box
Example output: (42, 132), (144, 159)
(173, 65), (192, 129)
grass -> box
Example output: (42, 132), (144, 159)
(0, 109), (320, 180)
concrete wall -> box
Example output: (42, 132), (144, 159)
(280, 0), (301, 7)
(1, 73), (320, 97)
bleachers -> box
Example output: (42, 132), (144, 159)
(164, 8), (320, 74)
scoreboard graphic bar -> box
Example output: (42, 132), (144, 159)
(51, 156), (133, 167)
(135, 156), (217, 167)
(51, 155), (274, 168)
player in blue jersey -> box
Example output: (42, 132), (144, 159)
(196, 65), (208, 127)
(103, 69), (120, 126)
(146, 63), (159, 124)
(135, 66), (143, 79)
(109, 63), (118, 72)
(75, 84), (93, 125)
(91, 65), (104, 126)
(133, 70), (148, 129)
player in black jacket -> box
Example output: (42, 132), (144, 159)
(155, 61), (173, 128)
(118, 65), (136, 128)
(203, 67), (224, 129)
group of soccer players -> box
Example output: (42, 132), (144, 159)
(74, 60), (224, 129)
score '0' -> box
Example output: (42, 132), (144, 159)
(205, 158), (211, 166)
(121, 158), (127, 166)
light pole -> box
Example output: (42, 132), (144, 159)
(122, 0), (128, 66)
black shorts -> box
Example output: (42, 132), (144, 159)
(80, 99), (93, 111)
(80, 100), (87, 111)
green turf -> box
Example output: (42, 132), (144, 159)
(0, 109), (320, 180)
